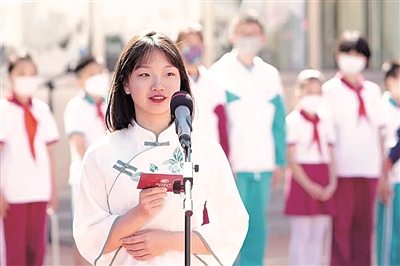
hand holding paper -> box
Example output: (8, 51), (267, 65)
(137, 173), (183, 192)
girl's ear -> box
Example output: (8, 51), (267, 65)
(386, 76), (394, 89)
(123, 82), (131, 94)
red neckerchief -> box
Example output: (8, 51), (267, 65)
(337, 72), (368, 120)
(95, 101), (104, 121)
(95, 101), (107, 129)
(7, 92), (37, 159)
(300, 109), (322, 155)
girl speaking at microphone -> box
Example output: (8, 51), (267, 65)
(72, 30), (248, 265)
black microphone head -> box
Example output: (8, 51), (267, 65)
(170, 91), (193, 117)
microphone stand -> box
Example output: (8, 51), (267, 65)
(173, 139), (198, 266)
(183, 145), (193, 266)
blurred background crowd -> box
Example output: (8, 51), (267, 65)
(1, 1), (399, 265)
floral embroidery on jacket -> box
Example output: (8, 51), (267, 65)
(113, 147), (184, 181)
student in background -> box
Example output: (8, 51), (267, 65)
(175, 23), (228, 225)
(175, 22), (226, 147)
(376, 58), (400, 266)
(208, 9), (287, 266)
(0, 51), (59, 265)
(64, 54), (110, 265)
(284, 69), (336, 266)
(322, 30), (385, 266)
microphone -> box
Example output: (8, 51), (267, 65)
(170, 91), (193, 150)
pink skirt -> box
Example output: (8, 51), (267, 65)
(284, 163), (335, 216)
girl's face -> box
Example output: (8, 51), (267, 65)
(231, 22), (265, 57)
(300, 79), (322, 97)
(179, 33), (203, 67)
(8, 59), (37, 87)
(124, 49), (181, 123)
(387, 72), (400, 101)
(77, 62), (105, 87)
(232, 22), (263, 42)
(297, 79), (323, 113)
(336, 50), (367, 76)
(78, 62), (109, 99)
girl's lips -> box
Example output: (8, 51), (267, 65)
(149, 95), (167, 103)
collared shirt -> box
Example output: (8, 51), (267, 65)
(322, 74), (385, 177)
(64, 90), (108, 185)
(0, 94), (59, 203)
(208, 51), (287, 172)
(73, 122), (248, 265)
(286, 108), (335, 164)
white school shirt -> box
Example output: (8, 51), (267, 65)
(208, 51), (285, 173)
(73, 122), (249, 265)
(64, 91), (107, 186)
(190, 65), (225, 144)
(381, 91), (400, 184)
(322, 75), (385, 178)
(286, 108), (335, 164)
(0, 96), (59, 203)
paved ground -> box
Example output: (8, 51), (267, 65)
(43, 183), (376, 265)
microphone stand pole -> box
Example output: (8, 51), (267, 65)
(183, 144), (193, 266)
(173, 139), (195, 266)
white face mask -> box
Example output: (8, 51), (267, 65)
(84, 73), (110, 97)
(299, 95), (323, 113)
(235, 36), (262, 57)
(337, 54), (366, 75)
(13, 76), (41, 97)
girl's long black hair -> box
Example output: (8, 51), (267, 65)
(105, 30), (193, 132)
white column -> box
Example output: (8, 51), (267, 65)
(202, 1), (215, 68)
(307, 1), (321, 69)
(88, 1), (106, 61)
(1, 2), (24, 49)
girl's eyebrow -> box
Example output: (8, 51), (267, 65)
(136, 64), (177, 69)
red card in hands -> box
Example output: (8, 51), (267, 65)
(137, 173), (183, 192)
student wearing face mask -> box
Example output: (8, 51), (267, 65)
(63, 54), (110, 265)
(284, 70), (337, 266)
(175, 24), (228, 225)
(322, 30), (386, 266)
(175, 23), (226, 149)
(0, 51), (60, 265)
(376, 59), (400, 266)
(208, 10), (287, 266)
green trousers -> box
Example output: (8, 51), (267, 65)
(377, 183), (400, 266)
(234, 171), (272, 266)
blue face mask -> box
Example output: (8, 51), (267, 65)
(181, 46), (203, 65)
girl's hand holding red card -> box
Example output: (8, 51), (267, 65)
(137, 173), (183, 192)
